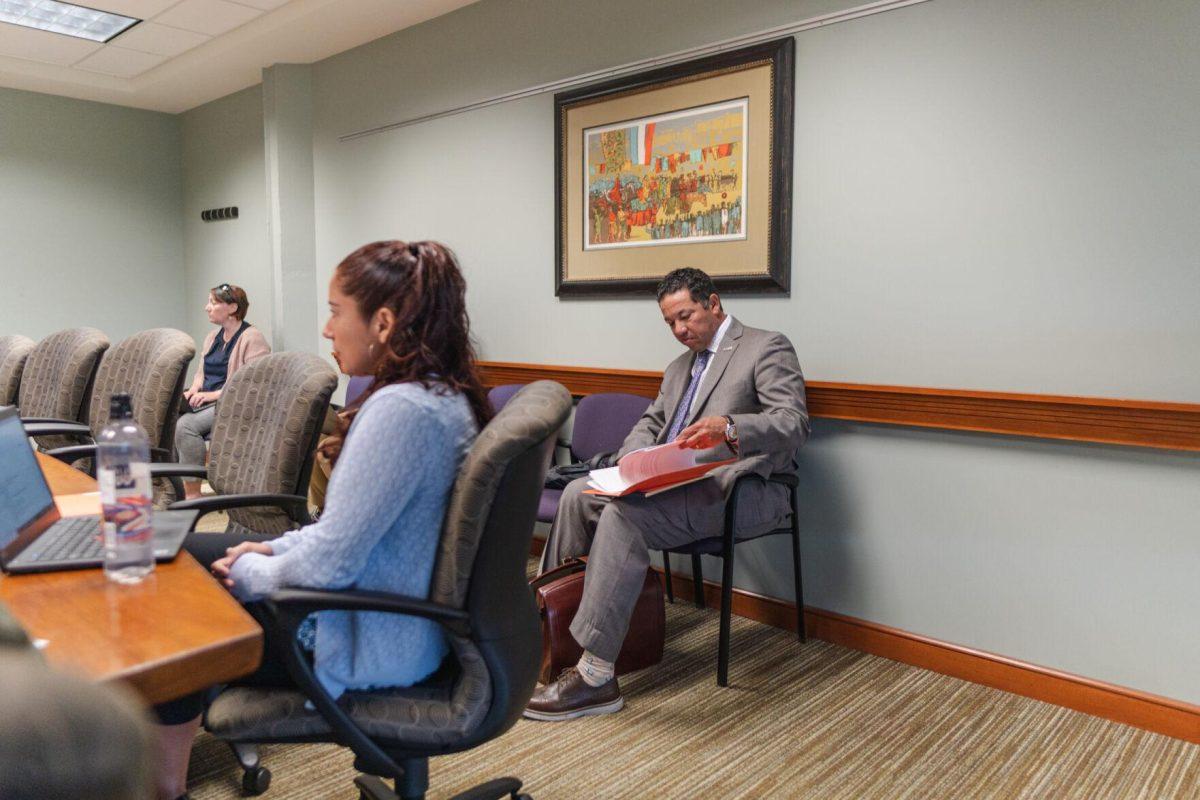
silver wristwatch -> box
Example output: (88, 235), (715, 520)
(723, 415), (739, 449)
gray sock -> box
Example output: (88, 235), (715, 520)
(577, 650), (615, 687)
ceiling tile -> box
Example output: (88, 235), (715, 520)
(111, 21), (209, 56)
(74, 44), (167, 76)
(90, 0), (182, 19)
(0, 23), (101, 65)
(232, 0), (291, 9)
(154, 0), (260, 36)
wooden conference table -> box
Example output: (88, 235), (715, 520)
(0, 452), (262, 704)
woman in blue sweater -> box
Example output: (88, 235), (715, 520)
(155, 240), (492, 800)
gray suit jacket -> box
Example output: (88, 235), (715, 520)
(615, 317), (809, 496)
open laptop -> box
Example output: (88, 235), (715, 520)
(0, 406), (196, 575)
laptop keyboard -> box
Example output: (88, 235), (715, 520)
(20, 516), (104, 564)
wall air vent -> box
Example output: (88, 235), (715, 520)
(201, 207), (239, 222)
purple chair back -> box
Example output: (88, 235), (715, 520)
(570, 392), (652, 462)
(487, 383), (524, 414)
(345, 375), (373, 406)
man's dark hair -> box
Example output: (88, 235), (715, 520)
(656, 268), (718, 307)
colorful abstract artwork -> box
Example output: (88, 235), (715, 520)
(583, 98), (747, 250)
(555, 37), (794, 295)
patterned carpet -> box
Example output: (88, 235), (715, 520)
(183, 540), (1200, 799)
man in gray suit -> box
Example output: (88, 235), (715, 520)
(525, 267), (809, 721)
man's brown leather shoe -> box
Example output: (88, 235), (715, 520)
(523, 667), (624, 721)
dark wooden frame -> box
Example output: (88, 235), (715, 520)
(554, 37), (795, 297)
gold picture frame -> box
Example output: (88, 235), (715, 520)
(555, 38), (794, 296)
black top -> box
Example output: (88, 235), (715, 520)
(201, 322), (249, 393)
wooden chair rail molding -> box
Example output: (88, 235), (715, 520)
(480, 361), (1200, 452)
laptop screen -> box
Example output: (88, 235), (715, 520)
(0, 408), (56, 550)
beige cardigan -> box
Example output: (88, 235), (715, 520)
(188, 324), (271, 395)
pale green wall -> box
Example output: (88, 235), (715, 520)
(152, 0), (1200, 706)
(296, 0), (1200, 704)
(0, 87), (184, 342)
(180, 85), (272, 360)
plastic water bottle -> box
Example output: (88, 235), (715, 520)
(97, 393), (154, 584)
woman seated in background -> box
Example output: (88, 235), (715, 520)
(153, 241), (492, 800)
(175, 283), (270, 499)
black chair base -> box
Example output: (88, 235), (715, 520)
(354, 772), (530, 800)
(229, 741), (271, 795)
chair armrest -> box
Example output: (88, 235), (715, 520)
(19, 416), (75, 425)
(725, 472), (799, 535)
(730, 472), (798, 494)
(150, 463), (209, 479)
(766, 473), (798, 489)
(253, 588), (471, 778)
(267, 588), (470, 637)
(168, 493), (312, 528)
(23, 421), (91, 439)
(44, 444), (98, 468)
(45, 446), (188, 477)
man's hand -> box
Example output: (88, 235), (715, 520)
(183, 388), (196, 405)
(211, 541), (273, 589)
(675, 416), (728, 450)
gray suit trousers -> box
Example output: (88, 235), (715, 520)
(541, 475), (791, 663)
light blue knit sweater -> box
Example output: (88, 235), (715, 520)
(228, 382), (477, 698)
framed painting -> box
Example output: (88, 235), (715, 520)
(555, 37), (794, 296)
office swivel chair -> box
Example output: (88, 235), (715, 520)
(17, 327), (109, 451)
(203, 380), (572, 800)
(22, 328), (196, 479)
(0, 335), (35, 407)
(159, 351), (337, 538)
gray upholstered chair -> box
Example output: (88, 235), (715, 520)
(17, 327), (110, 451)
(159, 351), (338, 540)
(0, 335), (35, 408)
(203, 380), (571, 800)
(22, 329), (196, 474)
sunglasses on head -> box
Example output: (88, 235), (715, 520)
(212, 284), (235, 302)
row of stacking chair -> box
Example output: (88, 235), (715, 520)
(5, 336), (569, 799)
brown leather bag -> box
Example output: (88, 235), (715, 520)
(530, 557), (665, 684)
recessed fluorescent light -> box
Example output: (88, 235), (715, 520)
(0, 0), (138, 43)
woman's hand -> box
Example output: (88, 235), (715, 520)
(211, 541), (273, 589)
(189, 390), (219, 409)
(183, 388), (196, 404)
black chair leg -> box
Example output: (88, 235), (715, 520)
(791, 513), (806, 643)
(718, 540), (735, 687)
(397, 758), (429, 800)
(691, 553), (705, 609)
(662, 551), (674, 604)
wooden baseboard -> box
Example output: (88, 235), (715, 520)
(529, 537), (1200, 743)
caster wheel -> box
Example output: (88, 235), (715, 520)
(242, 765), (271, 795)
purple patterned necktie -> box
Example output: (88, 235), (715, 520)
(666, 349), (712, 442)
